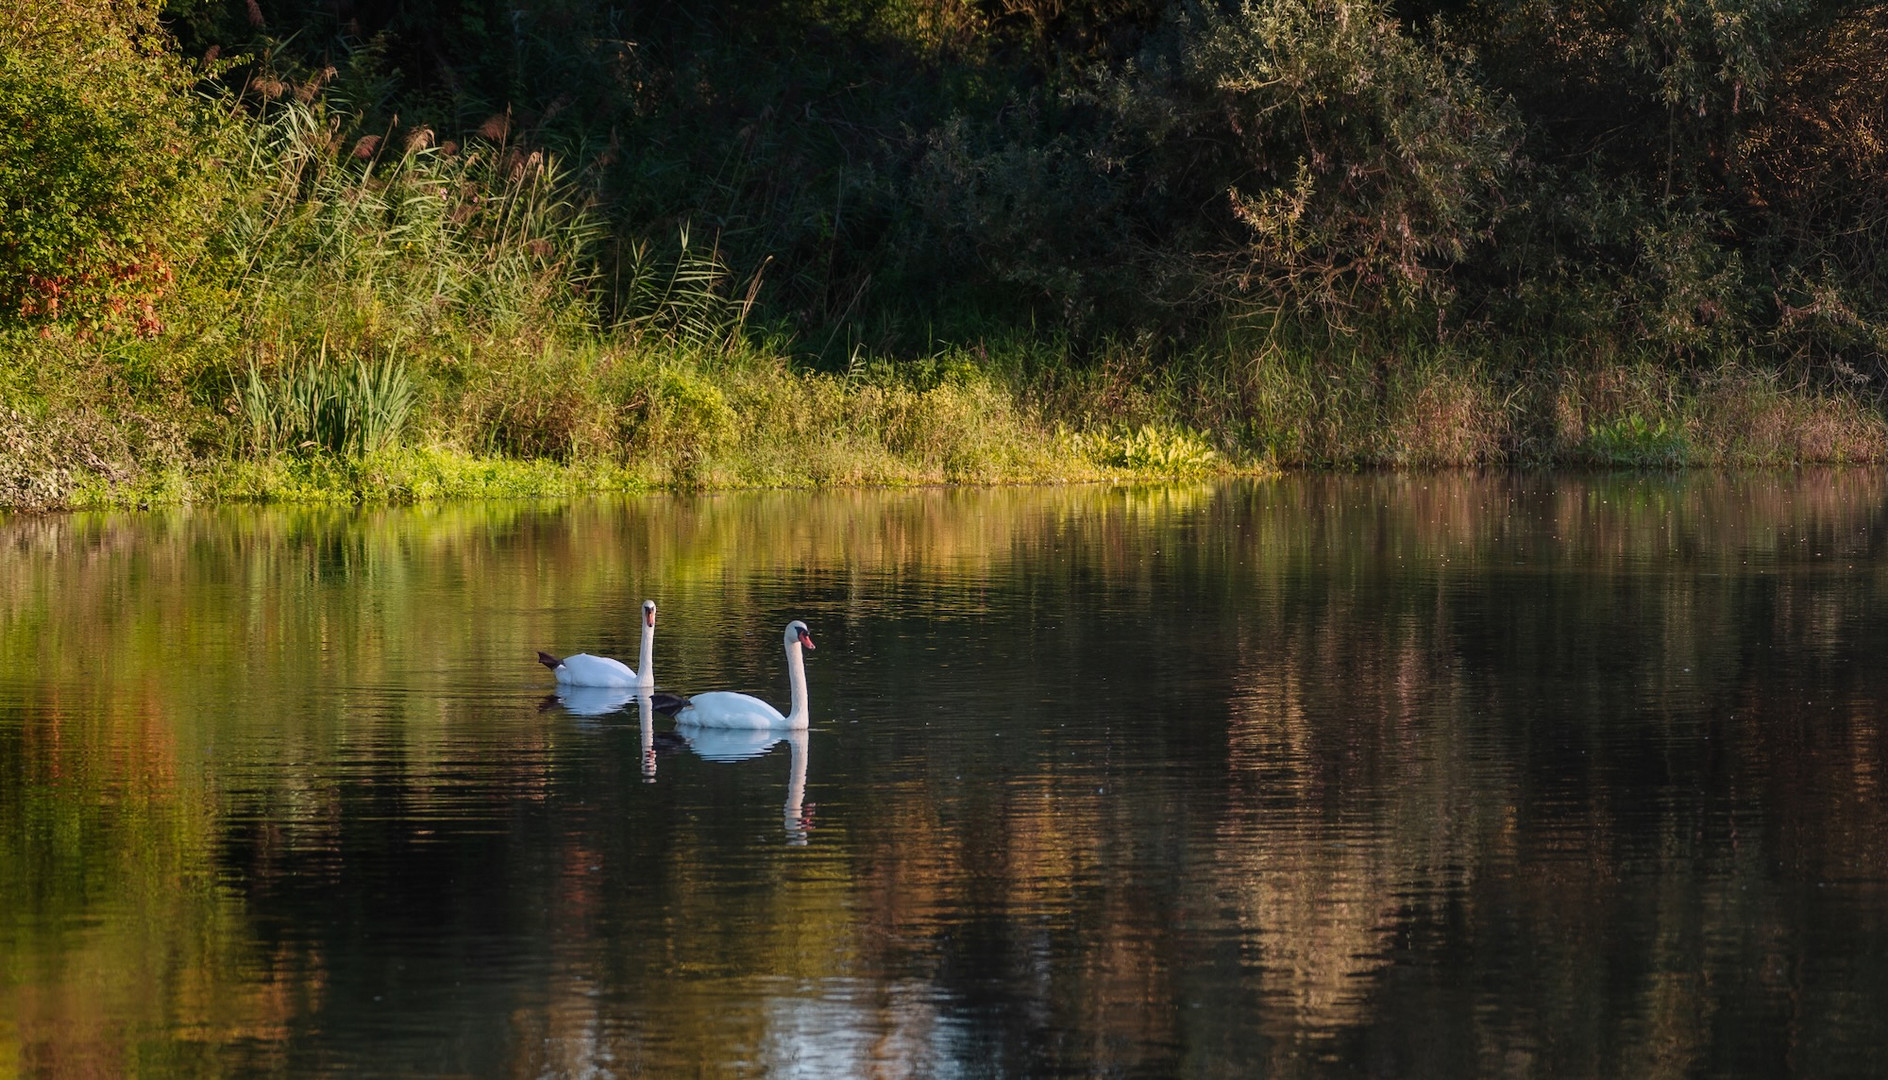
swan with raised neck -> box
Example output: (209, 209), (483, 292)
(658, 620), (815, 729)
(537, 599), (657, 689)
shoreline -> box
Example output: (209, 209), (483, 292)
(6, 332), (1883, 514)
(5, 439), (1881, 515)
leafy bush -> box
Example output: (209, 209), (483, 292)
(615, 363), (741, 479)
(0, 0), (214, 331)
(1141, 0), (1519, 322)
(926, 0), (1521, 328)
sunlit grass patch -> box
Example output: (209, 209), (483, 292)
(1581, 414), (1690, 467)
(718, 363), (1091, 486)
(1062, 424), (1223, 474)
(193, 447), (650, 504)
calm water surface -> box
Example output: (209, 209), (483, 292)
(4, 475), (1888, 1077)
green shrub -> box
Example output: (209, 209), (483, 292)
(615, 364), (740, 479)
(926, 0), (1520, 327)
(0, 0), (216, 331)
(885, 378), (1057, 480)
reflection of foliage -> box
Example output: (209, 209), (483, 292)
(0, 689), (297, 1068)
(6, 478), (1888, 1069)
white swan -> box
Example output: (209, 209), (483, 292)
(537, 599), (657, 689)
(664, 620), (815, 729)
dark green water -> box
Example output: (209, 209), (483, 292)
(4, 475), (1888, 1077)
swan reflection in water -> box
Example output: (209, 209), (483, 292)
(674, 725), (814, 845)
(546, 672), (813, 839)
(543, 688), (664, 782)
(551, 685), (637, 718)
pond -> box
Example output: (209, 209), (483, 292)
(3, 474), (1887, 1077)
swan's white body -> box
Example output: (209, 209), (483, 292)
(544, 600), (656, 689)
(673, 621), (815, 730)
(555, 653), (639, 687)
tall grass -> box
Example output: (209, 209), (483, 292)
(10, 80), (1888, 510)
(612, 224), (765, 356)
(241, 347), (415, 456)
(217, 95), (601, 341)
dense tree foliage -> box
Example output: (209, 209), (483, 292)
(122, 0), (1879, 374)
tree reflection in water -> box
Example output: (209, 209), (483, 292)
(2, 474), (1887, 1076)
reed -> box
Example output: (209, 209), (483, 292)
(242, 346), (415, 457)
(216, 95), (600, 349)
(612, 224), (764, 356)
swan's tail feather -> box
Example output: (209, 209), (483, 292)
(536, 651), (563, 671)
(648, 691), (692, 714)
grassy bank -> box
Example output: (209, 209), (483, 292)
(7, 316), (1885, 512)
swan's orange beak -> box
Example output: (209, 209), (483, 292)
(644, 607), (656, 627)
(797, 629), (815, 650)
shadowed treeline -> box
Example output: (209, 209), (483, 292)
(3, 477), (1888, 1073)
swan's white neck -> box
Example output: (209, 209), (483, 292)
(784, 639), (809, 727)
(637, 617), (655, 689)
